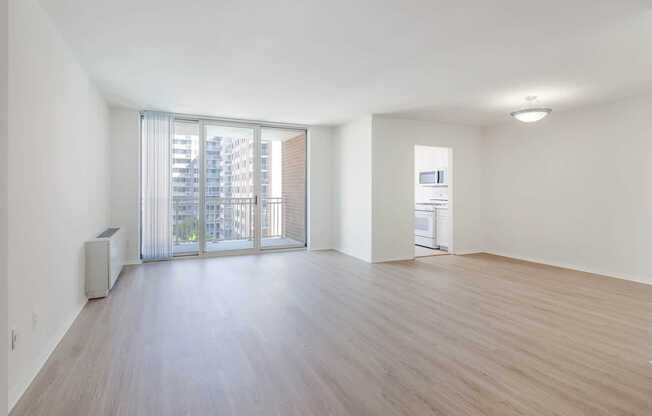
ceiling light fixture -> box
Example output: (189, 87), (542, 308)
(510, 96), (551, 123)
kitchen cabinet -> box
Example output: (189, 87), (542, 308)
(436, 207), (449, 249)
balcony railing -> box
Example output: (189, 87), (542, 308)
(172, 196), (286, 251)
(262, 197), (283, 238)
(205, 197), (254, 242)
(172, 198), (199, 250)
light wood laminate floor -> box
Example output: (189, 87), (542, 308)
(11, 251), (652, 416)
(414, 245), (448, 258)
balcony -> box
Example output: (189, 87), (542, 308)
(172, 196), (302, 254)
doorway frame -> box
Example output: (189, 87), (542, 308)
(413, 145), (455, 258)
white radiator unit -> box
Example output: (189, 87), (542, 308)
(85, 227), (125, 299)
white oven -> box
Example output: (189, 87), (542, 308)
(415, 204), (437, 248)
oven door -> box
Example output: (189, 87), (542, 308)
(414, 210), (435, 237)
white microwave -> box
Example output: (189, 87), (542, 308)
(419, 170), (445, 185)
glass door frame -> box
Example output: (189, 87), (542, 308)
(169, 118), (201, 257)
(259, 126), (307, 251)
(172, 114), (307, 258)
(198, 119), (260, 256)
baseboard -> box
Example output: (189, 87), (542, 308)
(451, 249), (484, 256)
(9, 300), (87, 411)
(483, 250), (651, 286)
(372, 256), (413, 263)
(333, 248), (372, 263)
(124, 258), (142, 265)
(307, 247), (335, 252)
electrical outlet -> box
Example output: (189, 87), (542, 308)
(11, 329), (16, 351)
(32, 312), (39, 330)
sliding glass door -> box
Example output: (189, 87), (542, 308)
(171, 120), (200, 255)
(260, 128), (306, 249)
(171, 118), (305, 257)
(203, 123), (256, 253)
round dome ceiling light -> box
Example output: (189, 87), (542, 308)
(510, 96), (551, 123)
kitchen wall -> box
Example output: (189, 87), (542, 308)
(483, 94), (652, 285)
(332, 116), (373, 262)
(371, 116), (486, 262)
(7, 0), (111, 409)
(0, 0), (8, 413)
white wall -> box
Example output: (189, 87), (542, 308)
(110, 108), (141, 264)
(307, 126), (334, 250)
(332, 116), (373, 262)
(371, 116), (486, 262)
(7, 0), (111, 409)
(483, 94), (652, 284)
(0, 0), (8, 413)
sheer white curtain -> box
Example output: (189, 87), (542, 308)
(141, 111), (173, 260)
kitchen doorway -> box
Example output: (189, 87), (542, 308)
(414, 145), (453, 258)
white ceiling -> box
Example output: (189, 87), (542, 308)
(38, 0), (652, 126)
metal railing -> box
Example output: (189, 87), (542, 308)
(205, 197), (255, 242)
(172, 198), (199, 248)
(172, 196), (285, 248)
(262, 197), (283, 238)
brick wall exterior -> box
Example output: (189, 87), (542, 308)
(282, 134), (306, 243)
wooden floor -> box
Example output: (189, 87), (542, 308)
(11, 251), (652, 416)
(414, 245), (448, 258)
